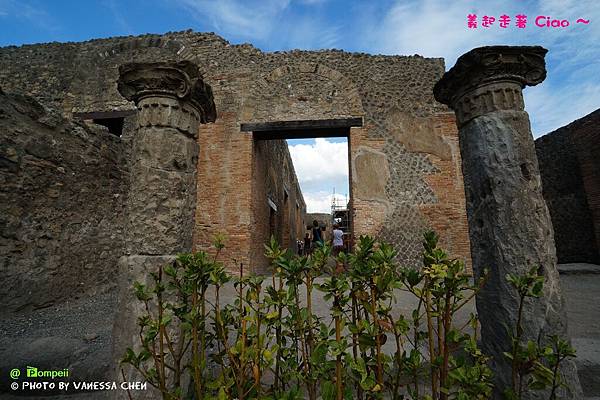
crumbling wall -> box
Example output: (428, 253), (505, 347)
(0, 36), (187, 116)
(0, 31), (472, 272)
(535, 110), (600, 263)
(0, 89), (127, 314)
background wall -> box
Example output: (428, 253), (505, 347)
(250, 139), (306, 272)
(535, 109), (600, 264)
(570, 110), (600, 260)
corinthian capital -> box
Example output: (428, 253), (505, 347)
(117, 61), (216, 124)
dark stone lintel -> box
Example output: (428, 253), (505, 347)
(241, 117), (363, 133)
(73, 110), (136, 120)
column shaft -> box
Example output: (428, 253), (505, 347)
(434, 46), (582, 399)
(110, 61), (215, 400)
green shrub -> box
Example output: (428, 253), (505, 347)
(121, 232), (575, 400)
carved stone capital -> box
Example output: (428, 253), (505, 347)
(135, 96), (205, 138)
(117, 61), (216, 126)
(452, 81), (525, 126)
(434, 46), (547, 126)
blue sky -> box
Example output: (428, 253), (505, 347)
(0, 0), (598, 212)
(287, 137), (349, 214)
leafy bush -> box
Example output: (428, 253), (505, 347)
(504, 267), (577, 400)
(121, 232), (575, 400)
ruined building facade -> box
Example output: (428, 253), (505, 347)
(0, 31), (473, 313)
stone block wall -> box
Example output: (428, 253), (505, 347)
(0, 89), (127, 314)
(535, 109), (600, 263)
(0, 30), (472, 274)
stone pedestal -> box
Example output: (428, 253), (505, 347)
(111, 61), (215, 399)
(434, 47), (582, 398)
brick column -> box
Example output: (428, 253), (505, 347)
(111, 61), (215, 399)
(434, 46), (581, 398)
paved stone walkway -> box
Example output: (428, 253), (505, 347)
(559, 263), (600, 398)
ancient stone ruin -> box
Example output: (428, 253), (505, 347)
(434, 45), (581, 399)
(535, 109), (600, 265)
(111, 61), (216, 399)
(0, 31), (597, 398)
(0, 31), (472, 298)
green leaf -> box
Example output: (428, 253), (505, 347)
(266, 310), (279, 320)
(321, 380), (336, 400)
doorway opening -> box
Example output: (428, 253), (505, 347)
(242, 117), (361, 262)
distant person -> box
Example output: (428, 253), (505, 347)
(304, 232), (312, 255)
(311, 220), (323, 249)
(332, 224), (344, 256)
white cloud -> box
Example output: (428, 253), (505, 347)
(175, 0), (291, 41)
(362, 0), (600, 135)
(104, 0), (133, 35)
(278, 17), (341, 49)
(298, 0), (328, 4)
(303, 191), (349, 214)
(0, 0), (57, 30)
(364, 0), (512, 65)
(288, 138), (348, 183)
(526, 82), (600, 137)
(170, 0), (342, 49)
(288, 138), (349, 213)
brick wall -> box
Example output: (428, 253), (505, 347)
(419, 113), (472, 271)
(0, 31), (473, 274)
(195, 110), (255, 269)
(250, 138), (306, 273)
(535, 109), (600, 264)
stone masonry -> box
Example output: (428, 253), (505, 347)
(535, 109), (600, 264)
(112, 61), (216, 400)
(0, 88), (127, 315)
(0, 30), (472, 276)
(434, 46), (582, 399)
